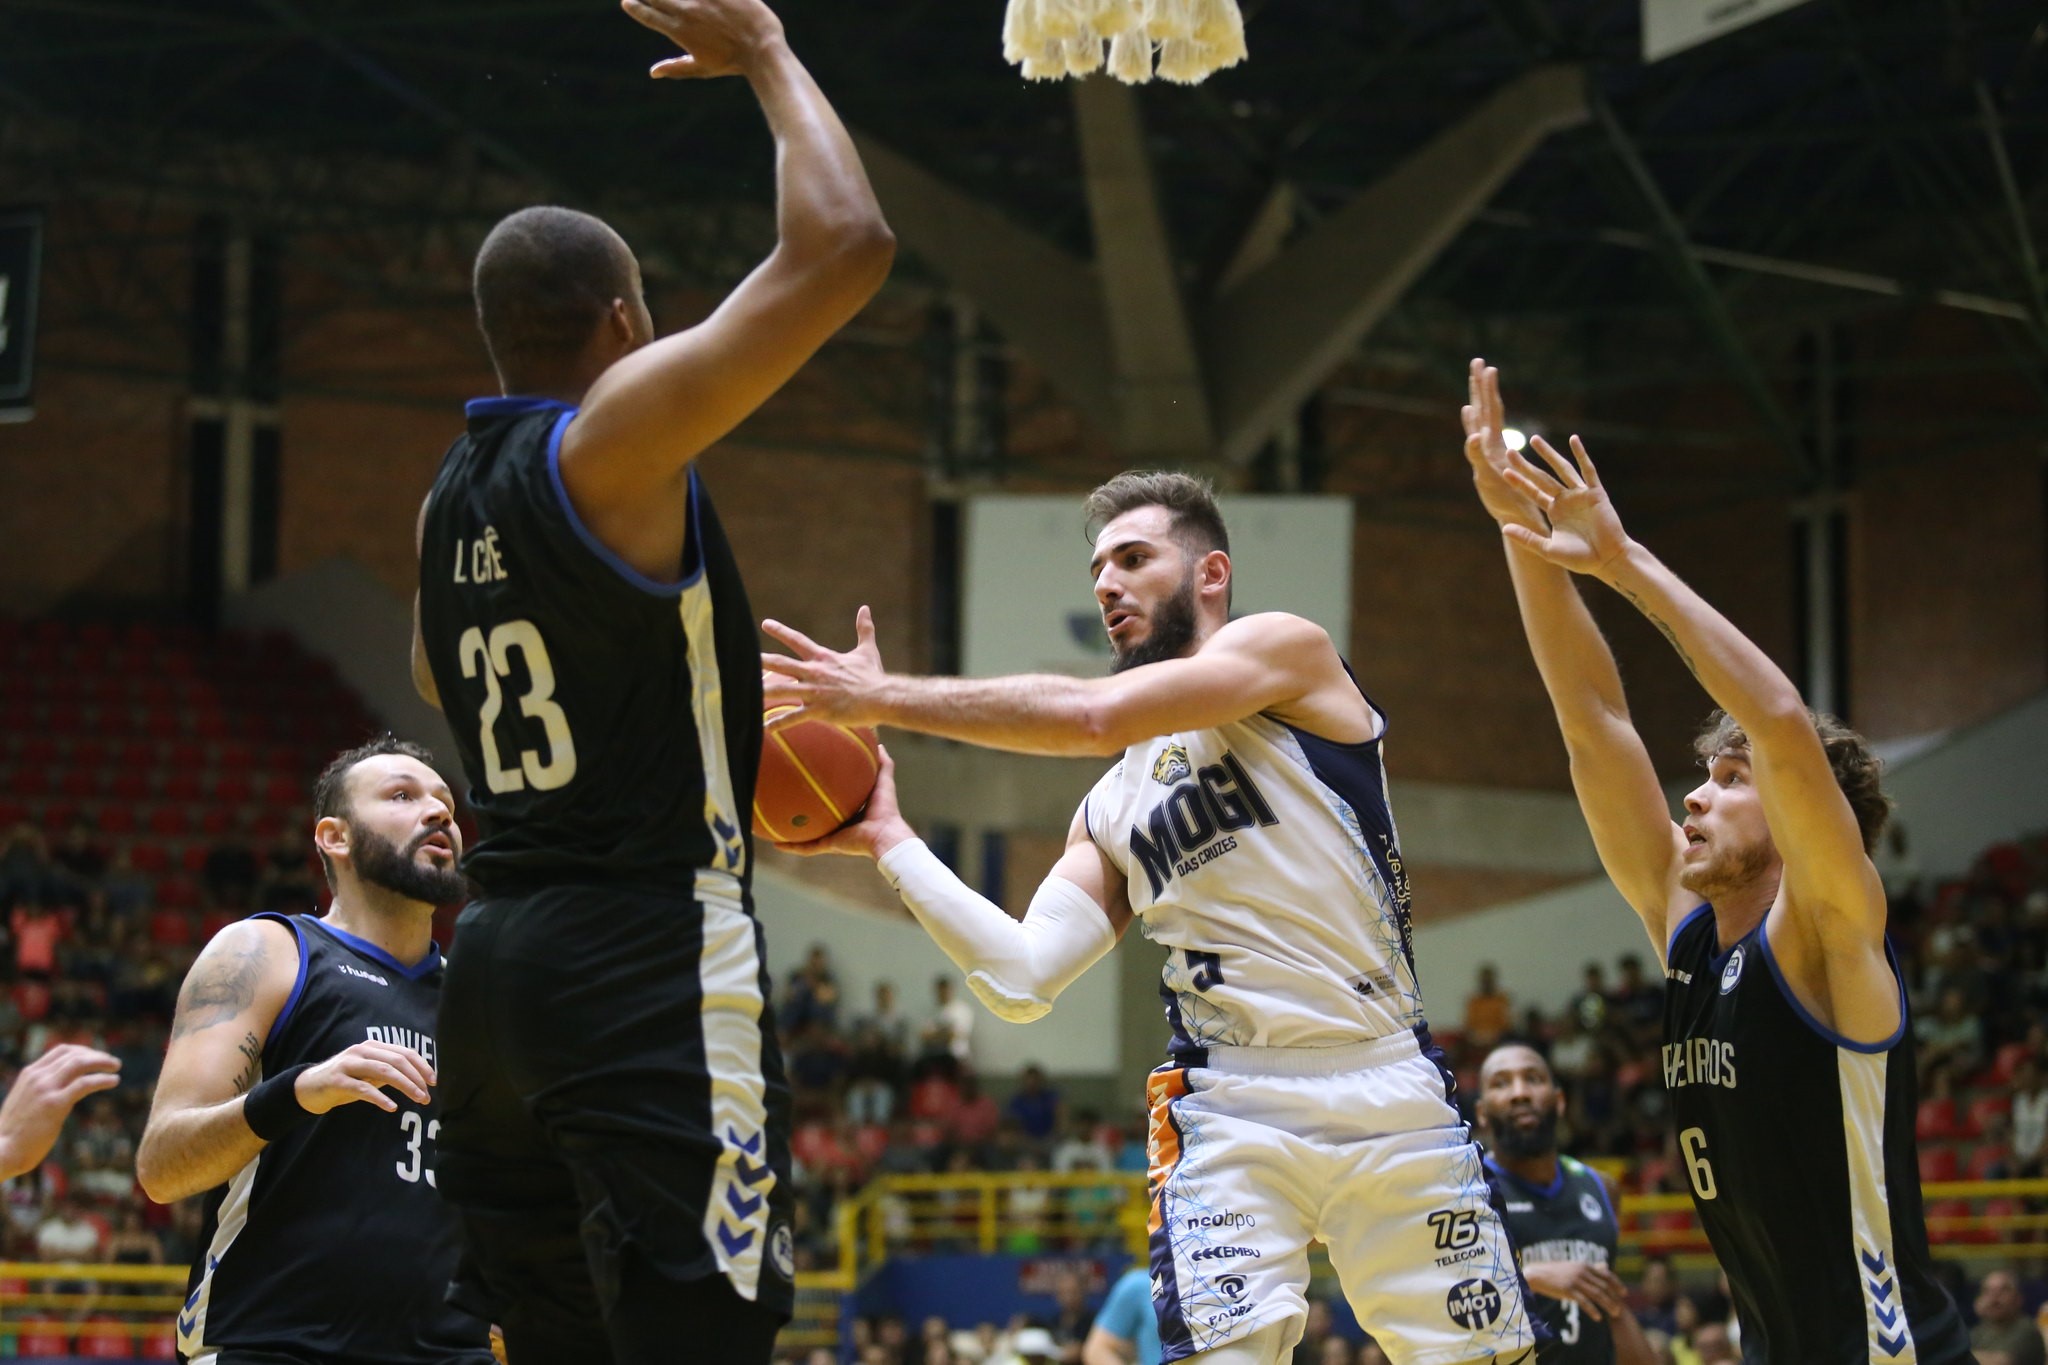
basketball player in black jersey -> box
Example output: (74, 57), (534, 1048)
(1475, 1044), (1655, 1365)
(409, 0), (891, 1359)
(1461, 362), (1970, 1363)
(135, 738), (489, 1365)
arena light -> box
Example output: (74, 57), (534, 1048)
(1501, 428), (1529, 452)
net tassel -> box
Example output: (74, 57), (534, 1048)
(1003, 0), (1245, 84)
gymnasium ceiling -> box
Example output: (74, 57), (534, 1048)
(2, 0), (2044, 452)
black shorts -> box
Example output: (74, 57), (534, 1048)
(434, 882), (794, 1364)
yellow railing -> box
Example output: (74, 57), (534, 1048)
(1608, 1179), (2048, 1272)
(0, 1262), (187, 1354)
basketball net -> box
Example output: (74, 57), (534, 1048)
(1002, 0), (1248, 85)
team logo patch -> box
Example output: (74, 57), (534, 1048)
(1217, 1274), (1249, 1302)
(1446, 1278), (1503, 1331)
(769, 1223), (795, 1279)
(1152, 742), (1191, 786)
(1720, 947), (1745, 994)
(1581, 1192), (1603, 1222)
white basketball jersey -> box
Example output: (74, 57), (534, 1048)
(1083, 703), (1426, 1057)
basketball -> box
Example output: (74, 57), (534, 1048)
(753, 707), (882, 843)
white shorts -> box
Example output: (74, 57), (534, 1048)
(1144, 1030), (1536, 1365)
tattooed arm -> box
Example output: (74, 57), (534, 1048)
(136, 919), (299, 1203)
(137, 920), (441, 1204)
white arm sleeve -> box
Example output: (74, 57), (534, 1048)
(876, 838), (1115, 1024)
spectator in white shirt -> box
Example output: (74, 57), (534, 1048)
(2012, 1057), (2048, 1176)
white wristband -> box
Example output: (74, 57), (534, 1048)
(877, 838), (1115, 1023)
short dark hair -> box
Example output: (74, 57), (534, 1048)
(473, 206), (636, 382)
(1693, 708), (1893, 853)
(311, 736), (440, 890)
(1083, 470), (1230, 560)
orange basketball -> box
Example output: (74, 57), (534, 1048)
(753, 707), (881, 843)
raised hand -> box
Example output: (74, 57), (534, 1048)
(770, 745), (914, 862)
(294, 1041), (435, 1116)
(620, 0), (785, 80)
(1460, 358), (1545, 532)
(761, 605), (888, 731)
(1499, 435), (1632, 576)
(0, 1044), (121, 1178)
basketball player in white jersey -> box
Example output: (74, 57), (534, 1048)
(762, 473), (1537, 1365)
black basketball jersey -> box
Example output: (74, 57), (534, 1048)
(178, 913), (492, 1364)
(1488, 1154), (1617, 1364)
(418, 398), (762, 895)
(1663, 905), (1971, 1364)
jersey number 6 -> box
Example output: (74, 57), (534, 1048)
(459, 620), (578, 794)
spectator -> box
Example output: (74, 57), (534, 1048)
(1318, 1339), (1354, 1365)
(1002, 1151), (1050, 1253)
(1915, 987), (1984, 1089)
(1692, 1321), (1738, 1365)
(1084, 1264), (1160, 1365)
(1357, 1339), (1390, 1365)
(12, 901), (63, 980)
(200, 817), (261, 911)
(105, 1206), (163, 1266)
(1290, 1300), (1333, 1365)
(844, 1019), (903, 1126)
(35, 1195), (102, 1261)
(864, 980), (909, 1055)
(921, 976), (975, 1074)
(255, 825), (319, 913)
(1007, 1065), (1063, 1143)
(1548, 1009), (1598, 1086)
(1635, 1256), (1679, 1336)
(98, 845), (153, 919)
(1052, 1111), (1109, 1173)
(1012, 1327), (1061, 1365)
(1571, 963), (1609, 1033)
(1048, 1269), (1093, 1365)
(1611, 953), (1662, 1040)
(0, 824), (52, 904)
(2014, 1057), (2048, 1175)
(952, 1074), (1001, 1152)
(50, 817), (107, 886)
(1463, 963), (1511, 1047)
(1973, 1270), (2046, 1365)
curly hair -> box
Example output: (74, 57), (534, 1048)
(1692, 709), (1893, 853)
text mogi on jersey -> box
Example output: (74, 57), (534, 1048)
(1129, 752), (1279, 896)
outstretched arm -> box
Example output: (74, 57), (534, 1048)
(762, 609), (1362, 757)
(779, 748), (1131, 1021)
(1463, 362), (1687, 949)
(0, 1044), (120, 1182)
(1502, 436), (1889, 997)
(558, 0), (893, 529)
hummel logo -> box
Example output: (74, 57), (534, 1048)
(338, 964), (389, 986)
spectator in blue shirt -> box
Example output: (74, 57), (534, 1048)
(1007, 1063), (1063, 1142)
(1085, 1266), (1161, 1365)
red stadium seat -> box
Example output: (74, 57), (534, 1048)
(1993, 1042), (2030, 1085)
(76, 622), (114, 650)
(19, 735), (57, 766)
(10, 767), (48, 797)
(141, 1327), (179, 1359)
(143, 708), (181, 740)
(45, 704), (86, 734)
(97, 806), (135, 836)
(216, 740), (255, 772)
(161, 773), (202, 803)
(119, 739), (156, 770)
(16, 1323), (71, 1357)
(1966, 1143), (2012, 1182)
(127, 844), (168, 875)
(213, 773), (252, 804)
(265, 775), (305, 806)
(155, 879), (199, 912)
(169, 739), (206, 771)
(76, 1321), (134, 1359)
(1968, 1094), (2011, 1135)
(1917, 1098), (1959, 1142)
(59, 769), (98, 799)
(69, 737), (107, 768)
(197, 807), (232, 837)
(181, 845), (208, 875)
(41, 802), (78, 832)
(1919, 1145), (1961, 1182)
(193, 710), (232, 741)
(0, 800), (23, 828)
(147, 807), (188, 838)
(109, 770), (150, 802)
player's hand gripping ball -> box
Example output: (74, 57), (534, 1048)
(752, 706), (881, 843)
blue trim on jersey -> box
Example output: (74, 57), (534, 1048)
(1756, 918), (1908, 1053)
(1666, 902), (1712, 959)
(306, 917), (444, 982)
(464, 395), (573, 418)
(1484, 1155), (1567, 1201)
(542, 408), (696, 597)
(1157, 980), (1208, 1068)
(251, 913), (310, 1051)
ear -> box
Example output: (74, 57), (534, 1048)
(1198, 549), (1232, 600)
(314, 815), (350, 872)
(606, 298), (636, 348)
